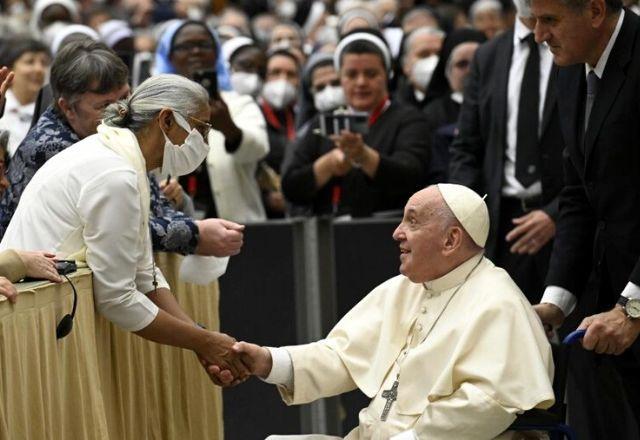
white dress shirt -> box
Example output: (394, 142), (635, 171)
(0, 134), (169, 331)
(502, 18), (553, 199)
(0, 90), (36, 157)
(541, 10), (630, 317)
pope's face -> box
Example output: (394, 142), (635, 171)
(392, 187), (449, 283)
(530, 0), (599, 66)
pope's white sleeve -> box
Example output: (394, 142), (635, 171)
(262, 346), (294, 389)
(78, 168), (159, 332)
(410, 382), (516, 440)
(276, 340), (358, 405)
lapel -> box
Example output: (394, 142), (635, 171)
(492, 30), (514, 155)
(541, 64), (558, 136)
(585, 11), (637, 164)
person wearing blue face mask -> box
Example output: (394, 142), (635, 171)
(0, 74), (249, 386)
(155, 20), (270, 223)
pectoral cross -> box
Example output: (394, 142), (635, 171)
(380, 379), (399, 421)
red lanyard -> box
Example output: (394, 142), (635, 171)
(261, 100), (296, 140)
(368, 97), (390, 127)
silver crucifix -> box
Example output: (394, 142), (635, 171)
(380, 379), (399, 421)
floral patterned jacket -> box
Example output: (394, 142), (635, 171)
(0, 106), (199, 254)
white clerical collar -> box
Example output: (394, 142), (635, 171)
(451, 92), (463, 104)
(414, 89), (425, 102)
(585, 9), (624, 79)
(422, 252), (484, 293)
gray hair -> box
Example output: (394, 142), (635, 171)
(402, 26), (446, 63)
(51, 40), (128, 111)
(470, 0), (503, 20)
(103, 74), (209, 132)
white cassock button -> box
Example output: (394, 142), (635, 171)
(420, 306), (427, 314)
(528, 165), (536, 174)
(417, 324), (423, 332)
(425, 293), (432, 299)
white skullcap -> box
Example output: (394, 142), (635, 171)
(50, 24), (101, 56)
(98, 20), (134, 49)
(437, 183), (489, 248)
(334, 31), (391, 72)
(221, 36), (255, 64)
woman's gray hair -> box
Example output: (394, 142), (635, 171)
(103, 74), (209, 132)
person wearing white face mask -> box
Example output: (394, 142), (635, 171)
(396, 26), (445, 111)
(223, 37), (266, 99)
(258, 49), (301, 217)
(0, 74), (249, 386)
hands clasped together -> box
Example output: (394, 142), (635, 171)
(195, 337), (272, 387)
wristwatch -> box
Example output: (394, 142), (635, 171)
(617, 296), (640, 319)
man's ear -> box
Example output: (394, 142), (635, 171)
(589, 0), (607, 28)
(443, 226), (463, 255)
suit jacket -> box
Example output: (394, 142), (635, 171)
(449, 29), (564, 257)
(545, 10), (640, 304)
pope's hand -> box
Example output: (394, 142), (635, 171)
(506, 210), (556, 255)
(534, 303), (565, 338)
(17, 250), (62, 283)
(194, 218), (245, 257)
(232, 341), (273, 378)
(195, 331), (250, 382)
(0, 277), (18, 303)
(579, 307), (640, 355)
(203, 340), (271, 387)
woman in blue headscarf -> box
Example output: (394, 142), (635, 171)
(154, 19), (232, 91)
(154, 19), (270, 223)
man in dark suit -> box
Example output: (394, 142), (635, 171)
(449, 0), (564, 304)
(532, 0), (640, 434)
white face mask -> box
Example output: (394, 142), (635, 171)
(230, 72), (263, 97)
(262, 79), (297, 110)
(161, 111), (210, 177)
(314, 85), (346, 112)
(411, 55), (439, 91)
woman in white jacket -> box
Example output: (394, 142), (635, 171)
(155, 20), (270, 223)
(0, 74), (247, 385)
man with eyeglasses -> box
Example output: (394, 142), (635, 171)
(449, 0), (564, 305)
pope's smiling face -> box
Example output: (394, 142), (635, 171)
(392, 187), (451, 283)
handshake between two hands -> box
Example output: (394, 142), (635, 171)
(195, 333), (274, 387)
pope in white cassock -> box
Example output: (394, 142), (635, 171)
(229, 184), (555, 439)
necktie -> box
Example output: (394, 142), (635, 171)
(515, 33), (541, 188)
(584, 70), (599, 133)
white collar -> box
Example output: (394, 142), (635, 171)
(585, 9), (625, 79)
(513, 17), (534, 46)
(422, 253), (484, 292)
(451, 92), (464, 104)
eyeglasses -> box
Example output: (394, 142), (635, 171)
(173, 40), (216, 53)
(453, 59), (471, 70)
(188, 115), (213, 138)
